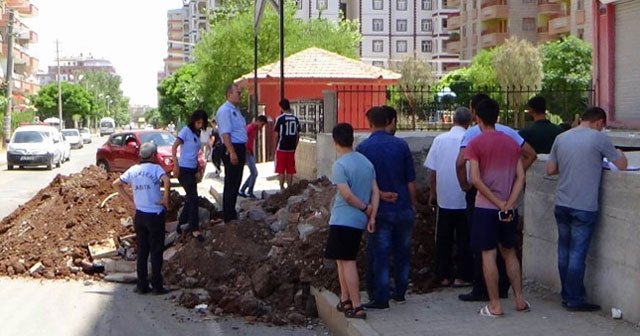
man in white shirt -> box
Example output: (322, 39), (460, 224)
(425, 107), (473, 287)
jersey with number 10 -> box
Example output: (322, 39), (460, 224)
(274, 113), (300, 151)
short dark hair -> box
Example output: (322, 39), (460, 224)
(381, 105), (397, 125)
(332, 123), (354, 147)
(470, 93), (491, 111)
(225, 84), (238, 96)
(256, 115), (268, 123)
(365, 106), (388, 128)
(279, 99), (290, 111)
(188, 109), (208, 131)
(581, 106), (607, 124)
(527, 96), (546, 114)
(475, 99), (500, 126)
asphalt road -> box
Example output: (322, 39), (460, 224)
(0, 135), (329, 336)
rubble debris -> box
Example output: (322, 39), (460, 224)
(29, 262), (44, 275)
(88, 238), (118, 259)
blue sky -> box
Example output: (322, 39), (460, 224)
(29, 0), (182, 107)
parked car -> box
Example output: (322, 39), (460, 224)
(95, 130), (206, 175)
(6, 125), (64, 170)
(79, 127), (92, 144)
(62, 129), (83, 149)
(59, 132), (71, 162)
(99, 117), (116, 137)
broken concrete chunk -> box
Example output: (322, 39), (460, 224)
(29, 262), (44, 274)
(270, 208), (289, 233)
(165, 232), (179, 246)
(248, 208), (268, 222)
(120, 217), (133, 228)
(100, 259), (136, 273)
(297, 223), (317, 241)
(163, 246), (178, 261)
(88, 238), (118, 259)
(103, 272), (137, 283)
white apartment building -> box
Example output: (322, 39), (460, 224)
(36, 54), (117, 86)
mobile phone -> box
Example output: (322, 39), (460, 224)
(498, 209), (514, 221)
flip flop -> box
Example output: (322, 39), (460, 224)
(516, 300), (531, 312)
(452, 281), (473, 288)
(479, 305), (504, 318)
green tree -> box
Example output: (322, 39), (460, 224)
(388, 57), (435, 128)
(437, 49), (499, 108)
(540, 35), (592, 122)
(194, 1), (361, 110)
(492, 37), (543, 128)
(32, 82), (94, 127)
(157, 63), (201, 125)
(144, 107), (162, 128)
(77, 70), (129, 127)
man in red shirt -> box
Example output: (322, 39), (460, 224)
(239, 115), (268, 198)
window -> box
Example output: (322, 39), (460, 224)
(373, 40), (384, 52)
(317, 0), (328, 10)
(396, 40), (408, 53)
(442, 18), (448, 29)
(373, 19), (384, 31)
(396, 19), (408, 32)
(421, 19), (433, 32)
(397, 0), (408, 10)
(373, 0), (383, 10)
(421, 40), (433, 53)
(577, 0), (584, 10)
(296, 0), (302, 9)
(422, 0), (432, 10)
(522, 18), (535, 32)
(372, 61), (385, 67)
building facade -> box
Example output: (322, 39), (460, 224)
(0, 0), (39, 102)
(449, 0), (592, 60)
(36, 54), (117, 86)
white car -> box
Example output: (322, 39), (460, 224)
(6, 125), (64, 170)
(79, 127), (92, 144)
(62, 129), (83, 149)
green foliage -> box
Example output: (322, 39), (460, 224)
(194, 1), (361, 110)
(0, 110), (36, 139)
(157, 63), (201, 125)
(76, 70), (130, 127)
(32, 82), (94, 126)
(144, 107), (162, 128)
(539, 35), (592, 122)
(546, 112), (564, 125)
(387, 58), (436, 128)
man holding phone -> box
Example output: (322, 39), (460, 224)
(465, 99), (529, 317)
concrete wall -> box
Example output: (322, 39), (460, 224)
(524, 154), (640, 323)
(295, 139), (318, 181)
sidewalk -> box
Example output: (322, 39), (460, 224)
(314, 285), (640, 336)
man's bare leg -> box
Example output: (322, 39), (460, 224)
(499, 245), (528, 310)
(481, 249), (503, 314)
(342, 260), (362, 308)
(278, 174), (285, 191)
(336, 261), (349, 302)
(286, 174), (294, 189)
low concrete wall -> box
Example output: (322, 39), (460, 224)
(524, 153), (640, 322)
(295, 139), (318, 181)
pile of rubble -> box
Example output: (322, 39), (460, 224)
(0, 166), (437, 325)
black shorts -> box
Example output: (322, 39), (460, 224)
(324, 225), (363, 261)
(471, 208), (518, 251)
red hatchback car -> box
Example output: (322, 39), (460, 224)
(96, 130), (206, 175)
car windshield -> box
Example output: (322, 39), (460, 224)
(13, 131), (45, 143)
(79, 128), (89, 134)
(62, 130), (78, 136)
(101, 122), (113, 127)
(138, 132), (176, 147)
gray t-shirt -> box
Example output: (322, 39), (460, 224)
(548, 127), (621, 211)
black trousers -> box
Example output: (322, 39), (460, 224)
(467, 189), (510, 296)
(177, 167), (199, 230)
(135, 209), (166, 290)
(222, 143), (246, 222)
(211, 145), (223, 171)
(435, 208), (473, 282)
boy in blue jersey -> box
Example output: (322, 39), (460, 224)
(113, 142), (172, 295)
(325, 123), (379, 320)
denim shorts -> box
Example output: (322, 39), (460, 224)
(471, 207), (518, 251)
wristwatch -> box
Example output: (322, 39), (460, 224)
(361, 204), (368, 212)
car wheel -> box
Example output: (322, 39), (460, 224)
(56, 155), (62, 168)
(19, 166), (24, 170)
(97, 160), (109, 172)
(47, 156), (54, 170)
(7, 164), (13, 170)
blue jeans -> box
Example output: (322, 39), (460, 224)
(240, 153), (258, 195)
(370, 209), (415, 304)
(554, 205), (598, 307)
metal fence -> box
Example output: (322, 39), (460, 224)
(335, 85), (594, 131)
(290, 99), (324, 139)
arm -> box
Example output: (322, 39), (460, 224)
(112, 179), (134, 208)
(429, 170), (437, 208)
(171, 137), (183, 176)
(612, 149), (628, 170)
(367, 179), (380, 233)
(521, 142), (537, 171)
(456, 149), (472, 191)
(546, 160), (559, 176)
(336, 183), (369, 211)
(161, 174), (171, 209)
(469, 160), (506, 210)
(222, 133), (238, 165)
(408, 181), (417, 211)
(505, 159), (525, 210)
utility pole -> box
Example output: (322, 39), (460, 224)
(3, 9), (14, 146)
(57, 39), (63, 130)
(279, 0), (284, 101)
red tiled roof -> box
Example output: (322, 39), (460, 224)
(237, 47), (401, 81)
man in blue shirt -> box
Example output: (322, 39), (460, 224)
(216, 84), (248, 223)
(357, 106), (416, 309)
(113, 142), (171, 295)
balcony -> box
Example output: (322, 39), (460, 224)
(576, 9), (586, 25)
(537, 26), (556, 44)
(17, 30), (38, 44)
(537, 0), (561, 15)
(480, 0), (509, 21)
(6, 1), (39, 17)
(448, 0), (461, 7)
(549, 15), (570, 35)
(448, 13), (461, 30)
(481, 30), (508, 48)
(446, 40), (461, 54)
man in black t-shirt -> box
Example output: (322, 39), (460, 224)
(519, 96), (563, 154)
(274, 99), (300, 190)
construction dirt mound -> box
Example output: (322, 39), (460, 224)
(0, 168), (437, 325)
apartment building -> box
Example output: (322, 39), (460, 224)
(0, 0), (39, 101)
(450, 0), (592, 60)
(36, 54), (117, 86)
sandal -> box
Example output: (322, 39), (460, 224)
(516, 300), (531, 312)
(479, 305), (504, 318)
(336, 299), (353, 313)
(344, 306), (367, 319)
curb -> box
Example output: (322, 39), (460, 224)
(312, 286), (380, 336)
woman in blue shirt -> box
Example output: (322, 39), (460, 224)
(172, 109), (207, 242)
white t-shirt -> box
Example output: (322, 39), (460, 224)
(424, 126), (467, 210)
(200, 128), (212, 145)
(119, 163), (166, 214)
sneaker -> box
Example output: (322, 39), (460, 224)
(565, 303), (600, 312)
(391, 295), (406, 304)
(362, 300), (390, 310)
(238, 191), (247, 198)
(134, 286), (151, 295)
(152, 287), (172, 295)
